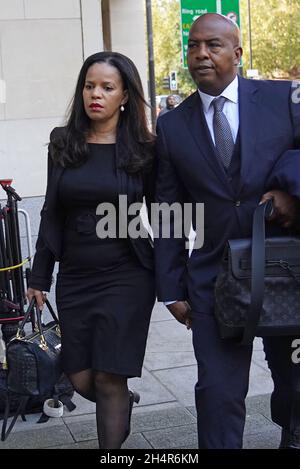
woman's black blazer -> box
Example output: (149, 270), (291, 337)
(29, 127), (155, 292)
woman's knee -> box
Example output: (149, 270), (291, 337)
(68, 369), (94, 396)
(94, 371), (126, 396)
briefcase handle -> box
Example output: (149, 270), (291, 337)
(241, 199), (274, 345)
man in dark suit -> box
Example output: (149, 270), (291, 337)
(155, 13), (300, 449)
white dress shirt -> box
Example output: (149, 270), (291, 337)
(165, 76), (240, 307)
(198, 75), (239, 144)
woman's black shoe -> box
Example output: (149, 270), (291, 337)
(122, 390), (140, 444)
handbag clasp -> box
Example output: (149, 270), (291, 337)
(39, 335), (48, 351)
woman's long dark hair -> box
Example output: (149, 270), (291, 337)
(50, 51), (154, 173)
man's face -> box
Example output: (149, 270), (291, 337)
(187, 16), (242, 95)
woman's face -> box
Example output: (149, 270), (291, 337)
(83, 62), (128, 123)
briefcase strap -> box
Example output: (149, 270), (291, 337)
(241, 200), (272, 345)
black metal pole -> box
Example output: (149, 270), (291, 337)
(248, 0), (253, 70)
(9, 195), (25, 313)
(0, 205), (10, 299)
(2, 207), (16, 302)
(145, 0), (157, 132)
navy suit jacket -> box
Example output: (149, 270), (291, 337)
(29, 127), (155, 292)
(155, 76), (300, 312)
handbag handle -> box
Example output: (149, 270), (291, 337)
(16, 297), (59, 349)
(16, 297), (36, 335)
(241, 199), (274, 345)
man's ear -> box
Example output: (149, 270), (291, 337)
(233, 46), (243, 66)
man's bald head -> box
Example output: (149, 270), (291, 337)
(190, 13), (241, 47)
(187, 12), (243, 95)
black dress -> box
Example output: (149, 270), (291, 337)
(55, 143), (155, 377)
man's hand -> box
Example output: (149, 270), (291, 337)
(260, 190), (299, 228)
(167, 301), (192, 329)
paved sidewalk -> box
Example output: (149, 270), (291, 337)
(0, 197), (280, 449)
(0, 301), (280, 450)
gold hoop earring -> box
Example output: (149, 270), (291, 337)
(120, 105), (125, 112)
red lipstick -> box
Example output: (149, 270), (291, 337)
(89, 103), (103, 110)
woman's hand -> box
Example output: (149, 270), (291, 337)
(26, 287), (46, 311)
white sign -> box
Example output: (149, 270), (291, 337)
(170, 71), (177, 91)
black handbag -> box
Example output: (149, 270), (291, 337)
(1, 298), (63, 441)
(6, 298), (62, 397)
(215, 200), (300, 345)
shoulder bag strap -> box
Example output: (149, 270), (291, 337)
(240, 199), (273, 345)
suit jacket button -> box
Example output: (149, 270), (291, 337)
(235, 200), (241, 207)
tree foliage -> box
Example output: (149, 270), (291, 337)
(240, 0), (300, 78)
(152, 0), (300, 97)
(152, 0), (194, 96)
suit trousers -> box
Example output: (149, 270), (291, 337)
(191, 311), (300, 449)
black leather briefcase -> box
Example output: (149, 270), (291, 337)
(214, 201), (300, 345)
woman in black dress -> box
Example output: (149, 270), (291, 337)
(27, 52), (156, 448)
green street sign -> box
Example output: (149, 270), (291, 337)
(180, 0), (240, 68)
(220, 0), (240, 24)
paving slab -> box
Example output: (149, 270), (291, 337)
(68, 392), (96, 417)
(142, 423), (198, 449)
(130, 406), (196, 433)
(248, 362), (273, 397)
(186, 406), (197, 418)
(251, 350), (269, 371)
(153, 365), (197, 407)
(253, 337), (264, 351)
(0, 424), (73, 449)
(150, 303), (173, 322)
(129, 369), (176, 407)
(243, 428), (281, 449)
(132, 401), (182, 415)
(123, 433), (153, 450)
(243, 413), (278, 436)
(51, 433), (153, 449)
(245, 393), (272, 418)
(146, 320), (194, 354)
(64, 414), (97, 442)
(48, 439), (99, 449)
(0, 411), (66, 433)
(144, 351), (196, 371)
